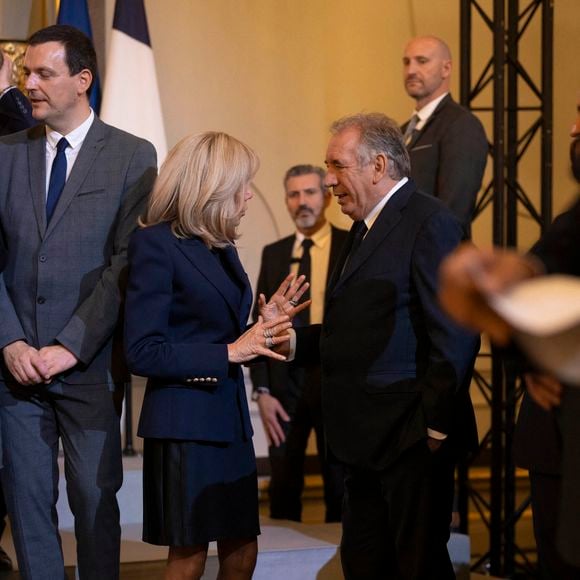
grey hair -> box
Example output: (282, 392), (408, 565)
(330, 113), (410, 180)
(283, 164), (326, 191)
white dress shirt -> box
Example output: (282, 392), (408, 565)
(44, 110), (95, 197)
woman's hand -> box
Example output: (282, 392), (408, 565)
(259, 273), (312, 323)
(227, 315), (291, 364)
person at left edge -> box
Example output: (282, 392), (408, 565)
(0, 25), (157, 580)
(0, 49), (36, 574)
(124, 132), (301, 580)
(0, 51), (34, 136)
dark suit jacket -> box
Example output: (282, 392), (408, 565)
(249, 225), (348, 412)
(402, 94), (488, 235)
(296, 179), (479, 470)
(514, 197), (580, 475)
(0, 88), (34, 136)
(0, 117), (157, 386)
(125, 222), (254, 443)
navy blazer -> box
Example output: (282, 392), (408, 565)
(125, 222), (254, 442)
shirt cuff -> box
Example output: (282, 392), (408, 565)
(286, 328), (297, 362)
(427, 429), (448, 440)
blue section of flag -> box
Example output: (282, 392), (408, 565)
(112, 0), (151, 47)
(57, 0), (101, 114)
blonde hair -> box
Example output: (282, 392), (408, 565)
(141, 131), (259, 247)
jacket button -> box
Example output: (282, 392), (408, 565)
(39, 255), (47, 263)
(37, 296), (46, 304)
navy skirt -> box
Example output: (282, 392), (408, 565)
(142, 433), (260, 546)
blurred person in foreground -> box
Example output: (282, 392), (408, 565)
(439, 96), (580, 578)
(124, 131), (306, 580)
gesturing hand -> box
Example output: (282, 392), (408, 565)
(228, 315), (291, 364)
(2, 340), (51, 385)
(259, 273), (312, 323)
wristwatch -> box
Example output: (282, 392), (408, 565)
(251, 386), (270, 401)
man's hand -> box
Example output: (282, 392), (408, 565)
(257, 393), (290, 447)
(38, 345), (78, 377)
(524, 372), (563, 411)
(2, 340), (51, 385)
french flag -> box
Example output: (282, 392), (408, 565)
(100, 0), (167, 162)
(57, 0), (101, 113)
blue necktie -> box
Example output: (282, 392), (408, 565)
(46, 137), (69, 223)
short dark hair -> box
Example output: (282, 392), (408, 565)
(28, 24), (97, 95)
(330, 113), (410, 180)
(283, 164), (326, 191)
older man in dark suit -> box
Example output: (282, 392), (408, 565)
(0, 25), (156, 580)
(251, 165), (347, 523)
(286, 113), (479, 579)
(401, 36), (488, 236)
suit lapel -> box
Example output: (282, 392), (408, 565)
(329, 181), (415, 295)
(222, 244), (252, 328)
(44, 117), (106, 240)
(176, 238), (249, 329)
(406, 94), (451, 149)
(27, 126), (48, 238)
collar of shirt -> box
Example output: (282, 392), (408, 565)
(293, 220), (332, 255)
(45, 110), (95, 194)
(45, 109), (95, 152)
(363, 177), (409, 232)
(412, 92), (448, 131)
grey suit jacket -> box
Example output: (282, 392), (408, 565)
(0, 117), (157, 386)
(402, 94), (488, 235)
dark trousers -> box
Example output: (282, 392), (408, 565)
(0, 381), (123, 580)
(530, 472), (580, 579)
(341, 440), (455, 580)
(268, 382), (344, 523)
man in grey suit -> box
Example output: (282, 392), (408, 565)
(401, 36), (488, 236)
(0, 25), (156, 580)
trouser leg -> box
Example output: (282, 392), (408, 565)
(0, 386), (65, 580)
(57, 384), (123, 580)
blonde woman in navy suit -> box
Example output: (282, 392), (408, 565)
(125, 132), (299, 580)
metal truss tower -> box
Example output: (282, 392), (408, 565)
(458, 0), (554, 576)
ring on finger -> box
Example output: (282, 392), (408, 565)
(265, 337), (274, 348)
(289, 299), (298, 307)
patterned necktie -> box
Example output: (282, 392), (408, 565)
(295, 238), (314, 325)
(403, 114), (420, 146)
(46, 137), (70, 223)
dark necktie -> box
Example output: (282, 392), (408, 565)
(46, 137), (69, 223)
(403, 114), (420, 146)
(295, 238), (314, 325)
(341, 220), (368, 277)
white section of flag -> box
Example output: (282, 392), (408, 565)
(100, 29), (167, 164)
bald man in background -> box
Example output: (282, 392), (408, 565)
(401, 36), (488, 237)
